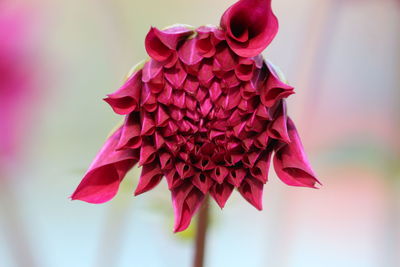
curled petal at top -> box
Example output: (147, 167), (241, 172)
(145, 26), (193, 62)
(273, 118), (321, 188)
(220, 0), (278, 57)
(104, 70), (142, 115)
(71, 127), (138, 203)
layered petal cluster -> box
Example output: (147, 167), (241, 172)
(72, 0), (320, 232)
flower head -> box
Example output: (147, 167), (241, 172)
(72, 0), (320, 232)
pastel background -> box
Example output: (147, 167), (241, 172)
(0, 0), (399, 267)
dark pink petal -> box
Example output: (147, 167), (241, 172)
(142, 59), (163, 83)
(268, 100), (290, 143)
(145, 27), (173, 62)
(183, 75), (199, 95)
(214, 44), (238, 72)
(235, 59), (255, 81)
(211, 166), (229, 184)
(134, 161), (163, 195)
(238, 178), (264, 210)
(192, 172), (214, 194)
(71, 127), (138, 203)
(198, 59), (214, 86)
(227, 168), (246, 187)
(210, 182), (234, 208)
(141, 83), (157, 112)
(155, 105), (169, 127)
(140, 112), (155, 136)
(220, 0), (278, 57)
(273, 118), (321, 188)
(178, 37), (203, 65)
(118, 113), (142, 149)
(139, 138), (156, 166)
(157, 82), (173, 105)
(104, 71), (142, 115)
(250, 150), (273, 184)
(209, 80), (222, 102)
(172, 183), (205, 232)
(159, 151), (174, 170)
(164, 61), (187, 88)
(153, 26), (193, 50)
(260, 63), (294, 107)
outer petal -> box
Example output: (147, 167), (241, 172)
(238, 178), (264, 210)
(268, 100), (290, 143)
(273, 118), (321, 188)
(71, 127), (138, 203)
(134, 161), (163, 195)
(220, 0), (278, 57)
(210, 182), (234, 209)
(104, 70), (142, 115)
(172, 183), (205, 232)
(260, 62), (294, 107)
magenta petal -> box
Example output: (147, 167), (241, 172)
(164, 61), (187, 88)
(104, 71), (142, 115)
(210, 182), (234, 208)
(145, 27), (173, 62)
(172, 183), (205, 232)
(273, 118), (321, 188)
(212, 166), (229, 184)
(220, 0), (278, 57)
(142, 59), (163, 83)
(139, 139), (156, 166)
(192, 172), (214, 194)
(153, 26), (193, 50)
(261, 63), (294, 107)
(250, 150), (272, 184)
(268, 100), (290, 143)
(238, 178), (264, 210)
(71, 127), (138, 203)
(140, 112), (155, 136)
(227, 168), (246, 187)
(178, 37), (203, 65)
(118, 113), (142, 149)
(134, 161), (163, 195)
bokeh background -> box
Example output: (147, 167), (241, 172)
(0, 0), (399, 266)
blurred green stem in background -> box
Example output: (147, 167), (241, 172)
(193, 196), (209, 267)
(0, 178), (39, 267)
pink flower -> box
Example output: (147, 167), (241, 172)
(72, 0), (320, 232)
(0, 6), (36, 165)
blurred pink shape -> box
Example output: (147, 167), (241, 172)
(0, 5), (37, 167)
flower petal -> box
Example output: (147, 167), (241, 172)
(220, 0), (278, 57)
(104, 71), (142, 115)
(172, 183), (205, 232)
(238, 178), (264, 210)
(273, 118), (321, 188)
(71, 127), (138, 203)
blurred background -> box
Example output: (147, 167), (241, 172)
(0, 0), (399, 266)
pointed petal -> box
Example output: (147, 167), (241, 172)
(172, 183), (205, 232)
(273, 118), (321, 188)
(210, 182), (234, 208)
(178, 37), (203, 65)
(117, 113), (142, 149)
(71, 127), (138, 203)
(134, 161), (163, 195)
(238, 178), (264, 210)
(268, 100), (290, 143)
(104, 71), (142, 115)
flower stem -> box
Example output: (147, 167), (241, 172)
(193, 196), (209, 267)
